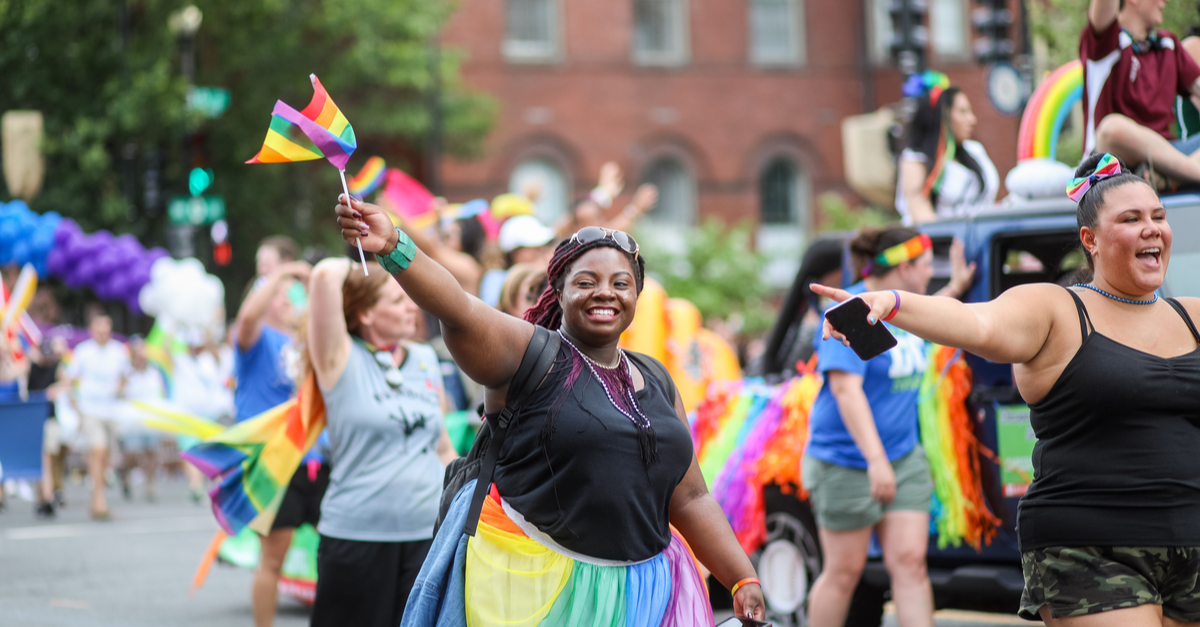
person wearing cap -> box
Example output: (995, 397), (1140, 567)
(479, 215), (555, 308)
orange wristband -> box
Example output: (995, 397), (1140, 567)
(731, 577), (760, 597)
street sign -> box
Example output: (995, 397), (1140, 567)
(187, 87), (230, 119)
(168, 195), (225, 225)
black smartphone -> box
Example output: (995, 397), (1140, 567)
(716, 618), (772, 627)
(824, 296), (898, 361)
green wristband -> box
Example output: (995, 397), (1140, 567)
(374, 227), (416, 275)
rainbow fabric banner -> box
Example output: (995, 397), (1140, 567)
(348, 156), (386, 196)
(246, 74), (357, 171)
(381, 168), (436, 228)
(182, 373), (326, 536)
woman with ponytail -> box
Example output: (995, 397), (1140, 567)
(815, 153), (1200, 625)
(334, 196), (766, 625)
(896, 74), (999, 225)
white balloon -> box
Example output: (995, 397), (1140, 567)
(136, 257), (226, 332)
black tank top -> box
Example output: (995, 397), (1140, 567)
(1018, 288), (1200, 551)
(491, 344), (693, 562)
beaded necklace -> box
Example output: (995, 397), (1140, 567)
(1073, 283), (1158, 305)
(556, 330), (656, 461)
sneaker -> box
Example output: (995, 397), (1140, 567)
(35, 502), (55, 519)
(53, 490), (66, 508)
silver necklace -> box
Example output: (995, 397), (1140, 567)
(557, 330), (649, 429)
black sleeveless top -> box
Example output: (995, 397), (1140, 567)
(1018, 289), (1200, 551)
(491, 344), (694, 561)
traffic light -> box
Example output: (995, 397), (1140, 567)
(973, 0), (1014, 63)
(211, 219), (231, 266)
(889, 0), (929, 74)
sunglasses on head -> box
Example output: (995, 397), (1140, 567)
(569, 226), (639, 259)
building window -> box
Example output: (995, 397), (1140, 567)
(869, 0), (894, 64)
(641, 157), (695, 227)
(633, 0), (689, 66)
(509, 157), (569, 225)
(760, 158), (797, 224)
(930, 0), (967, 59)
(505, 0), (558, 61)
(749, 0), (805, 66)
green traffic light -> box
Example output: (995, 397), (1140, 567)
(189, 168), (214, 196)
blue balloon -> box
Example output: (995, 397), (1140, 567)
(33, 258), (48, 279)
(11, 240), (32, 266)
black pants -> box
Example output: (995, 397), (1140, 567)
(310, 535), (434, 627)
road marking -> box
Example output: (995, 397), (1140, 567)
(2, 516), (216, 541)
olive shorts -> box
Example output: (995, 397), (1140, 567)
(802, 446), (933, 531)
(1019, 546), (1200, 621)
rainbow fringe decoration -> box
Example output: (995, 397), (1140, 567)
(246, 74), (357, 170)
(691, 368), (821, 554)
(348, 156), (387, 197)
(181, 373), (326, 536)
(693, 347), (1000, 554)
(918, 345), (1001, 550)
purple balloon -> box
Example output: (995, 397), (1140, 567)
(46, 248), (67, 277)
(64, 262), (88, 289)
(54, 219), (80, 246)
(125, 294), (143, 316)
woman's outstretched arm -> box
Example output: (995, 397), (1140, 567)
(335, 196), (533, 389)
(811, 282), (1061, 365)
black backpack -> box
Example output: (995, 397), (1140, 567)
(434, 325), (677, 537)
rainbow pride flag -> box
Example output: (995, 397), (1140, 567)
(348, 156), (386, 196)
(182, 373), (326, 536)
(246, 74), (357, 171)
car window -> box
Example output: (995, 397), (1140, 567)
(927, 236), (953, 296)
(990, 230), (1081, 299)
(1164, 206), (1200, 299)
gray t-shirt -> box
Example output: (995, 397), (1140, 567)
(318, 341), (445, 542)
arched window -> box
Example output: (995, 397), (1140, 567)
(641, 157), (695, 227)
(759, 158), (798, 224)
(509, 157), (569, 225)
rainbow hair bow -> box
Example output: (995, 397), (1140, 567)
(902, 70), (951, 105)
(862, 233), (932, 277)
(1066, 153), (1122, 203)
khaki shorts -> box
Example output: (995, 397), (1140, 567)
(802, 445), (933, 531)
(80, 415), (119, 451)
(43, 419), (62, 454)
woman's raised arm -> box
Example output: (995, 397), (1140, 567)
(307, 258), (354, 389)
(812, 282), (1063, 365)
(335, 196), (533, 388)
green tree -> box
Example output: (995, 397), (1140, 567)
(0, 0), (494, 313)
(1031, 0), (1200, 68)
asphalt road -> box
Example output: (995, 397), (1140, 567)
(1, 477), (1028, 627)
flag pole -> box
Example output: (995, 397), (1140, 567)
(339, 169), (369, 276)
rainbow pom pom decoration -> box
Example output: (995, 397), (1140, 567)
(1017, 60), (1082, 161)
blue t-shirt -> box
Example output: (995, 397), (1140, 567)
(233, 325), (296, 422)
(807, 283), (928, 468)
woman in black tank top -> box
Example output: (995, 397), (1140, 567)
(812, 153), (1200, 626)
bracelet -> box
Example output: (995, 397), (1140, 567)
(730, 577), (760, 597)
(374, 227), (416, 275)
(880, 289), (901, 322)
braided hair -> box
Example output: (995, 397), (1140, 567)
(523, 236), (646, 328)
(522, 234), (656, 464)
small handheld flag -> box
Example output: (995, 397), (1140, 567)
(348, 157), (387, 197)
(248, 74), (368, 274)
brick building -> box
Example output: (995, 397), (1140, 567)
(438, 0), (1020, 273)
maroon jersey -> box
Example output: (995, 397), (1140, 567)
(1080, 20), (1200, 154)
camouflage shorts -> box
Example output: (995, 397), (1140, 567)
(1019, 546), (1200, 621)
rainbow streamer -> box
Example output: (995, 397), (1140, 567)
(692, 372), (821, 554)
(348, 156), (387, 196)
(142, 322), (180, 399)
(0, 264), (37, 333)
(1017, 61), (1083, 161)
(182, 373), (326, 536)
(247, 74), (357, 171)
(132, 401), (224, 440)
(918, 346), (1001, 550)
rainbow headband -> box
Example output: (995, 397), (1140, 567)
(1066, 153), (1122, 203)
(862, 233), (932, 277)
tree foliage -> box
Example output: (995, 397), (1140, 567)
(0, 0), (494, 314)
(1030, 0), (1200, 68)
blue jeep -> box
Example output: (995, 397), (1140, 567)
(728, 191), (1200, 626)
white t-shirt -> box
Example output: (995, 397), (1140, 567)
(173, 350), (234, 420)
(68, 339), (130, 420)
(895, 140), (999, 225)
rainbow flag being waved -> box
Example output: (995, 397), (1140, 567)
(246, 74), (357, 170)
(182, 374), (326, 536)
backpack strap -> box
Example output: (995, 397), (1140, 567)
(463, 326), (561, 536)
(625, 351), (679, 409)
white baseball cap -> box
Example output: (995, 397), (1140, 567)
(498, 215), (555, 253)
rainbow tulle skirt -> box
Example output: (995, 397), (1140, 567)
(464, 488), (714, 627)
